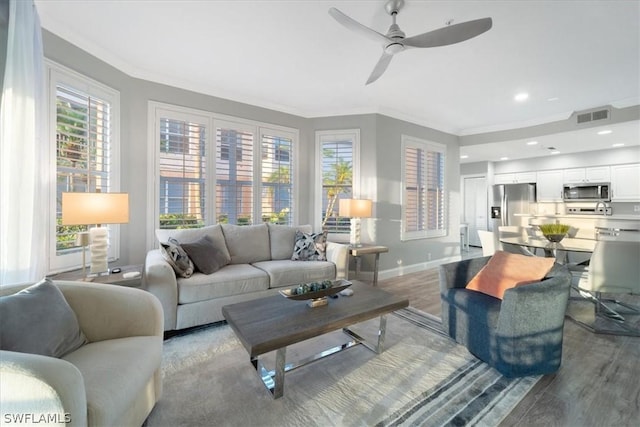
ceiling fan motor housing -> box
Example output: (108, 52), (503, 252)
(385, 0), (405, 16)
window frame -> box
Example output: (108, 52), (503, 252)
(314, 129), (360, 239)
(47, 60), (121, 273)
(400, 134), (447, 241)
(147, 102), (298, 249)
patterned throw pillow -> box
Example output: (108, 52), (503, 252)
(291, 230), (328, 261)
(160, 237), (194, 278)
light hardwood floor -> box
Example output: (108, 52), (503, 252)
(377, 248), (640, 427)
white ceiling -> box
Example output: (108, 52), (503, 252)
(34, 0), (640, 161)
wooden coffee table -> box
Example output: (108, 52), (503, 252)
(222, 281), (409, 398)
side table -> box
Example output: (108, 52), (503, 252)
(349, 245), (388, 287)
(48, 264), (143, 288)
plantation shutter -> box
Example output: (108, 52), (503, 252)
(402, 136), (446, 239)
(55, 84), (112, 252)
(321, 140), (353, 233)
(426, 150), (445, 232)
(216, 125), (254, 225)
(403, 146), (424, 234)
(158, 118), (207, 229)
(261, 133), (294, 225)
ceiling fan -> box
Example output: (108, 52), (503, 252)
(328, 0), (492, 85)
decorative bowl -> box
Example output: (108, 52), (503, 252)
(543, 233), (566, 243)
(280, 279), (352, 302)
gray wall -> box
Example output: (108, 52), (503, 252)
(42, 30), (464, 274)
(44, 30), (309, 266)
(374, 115), (461, 274)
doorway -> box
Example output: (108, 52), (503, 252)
(462, 175), (488, 247)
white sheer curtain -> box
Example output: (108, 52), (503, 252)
(0, 0), (47, 285)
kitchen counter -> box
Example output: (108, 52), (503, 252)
(514, 213), (640, 238)
(515, 213), (640, 221)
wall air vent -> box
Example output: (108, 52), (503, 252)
(574, 107), (611, 125)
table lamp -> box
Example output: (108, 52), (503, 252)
(61, 192), (129, 276)
(339, 198), (372, 247)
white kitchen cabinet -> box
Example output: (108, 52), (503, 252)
(536, 170), (564, 202)
(494, 171), (537, 184)
(563, 166), (610, 183)
(611, 164), (640, 201)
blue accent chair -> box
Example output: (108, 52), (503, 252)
(439, 256), (571, 377)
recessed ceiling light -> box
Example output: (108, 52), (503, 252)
(550, 150), (560, 155)
(597, 130), (612, 135)
(612, 143), (625, 147)
(547, 97), (559, 102)
(500, 156), (509, 161)
(514, 92), (529, 102)
(460, 155), (469, 159)
(526, 141), (539, 145)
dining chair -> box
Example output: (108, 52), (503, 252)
(498, 226), (536, 256)
(477, 230), (496, 256)
(573, 239), (640, 336)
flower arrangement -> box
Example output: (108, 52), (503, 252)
(539, 224), (570, 243)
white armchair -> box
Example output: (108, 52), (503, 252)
(0, 281), (164, 426)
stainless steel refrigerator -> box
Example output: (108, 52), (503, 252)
(490, 183), (536, 231)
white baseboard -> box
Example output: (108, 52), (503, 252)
(348, 255), (462, 283)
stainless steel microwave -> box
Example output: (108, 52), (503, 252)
(562, 182), (611, 202)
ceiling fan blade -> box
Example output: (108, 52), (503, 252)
(403, 17), (493, 48)
(328, 7), (391, 45)
(366, 52), (393, 85)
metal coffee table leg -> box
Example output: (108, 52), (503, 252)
(343, 314), (387, 353)
(249, 315), (388, 399)
(252, 347), (287, 399)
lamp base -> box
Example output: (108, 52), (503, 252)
(350, 217), (362, 247)
(89, 226), (109, 276)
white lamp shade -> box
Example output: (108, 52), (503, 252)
(339, 199), (372, 218)
(61, 192), (129, 225)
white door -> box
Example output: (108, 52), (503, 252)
(463, 175), (488, 247)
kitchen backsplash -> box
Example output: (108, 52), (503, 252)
(535, 202), (640, 216)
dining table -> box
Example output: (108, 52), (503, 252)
(499, 236), (597, 264)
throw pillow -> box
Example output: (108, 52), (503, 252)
(465, 251), (555, 299)
(181, 235), (230, 274)
(0, 279), (88, 358)
(160, 237), (194, 278)
(291, 230), (328, 261)
(267, 223), (312, 260)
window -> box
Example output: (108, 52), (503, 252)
(315, 130), (360, 235)
(148, 103), (298, 245)
(215, 122), (254, 225)
(158, 116), (208, 229)
(49, 62), (120, 272)
(260, 132), (293, 225)
(401, 135), (446, 240)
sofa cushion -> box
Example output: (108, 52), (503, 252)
(0, 279), (88, 358)
(221, 223), (271, 264)
(466, 251), (555, 299)
(291, 230), (328, 261)
(177, 264), (269, 304)
(253, 260), (336, 288)
(156, 225), (231, 264)
(268, 223), (312, 260)
(159, 237), (194, 278)
(180, 235), (230, 274)
(62, 335), (161, 426)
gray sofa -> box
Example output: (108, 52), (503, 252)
(439, 256), (571, 377)
(144, 223), (349, 332)
(0, 281), (163, 426)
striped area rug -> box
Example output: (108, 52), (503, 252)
(145, 306), (540, 427)
(385, 308), (541, 427)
